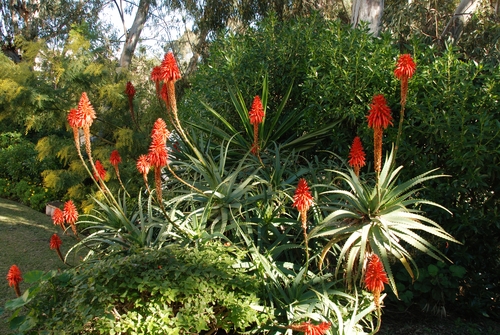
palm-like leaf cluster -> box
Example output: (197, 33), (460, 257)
(310, 150), (460, 295)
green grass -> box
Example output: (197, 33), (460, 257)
(0, 198), (79, 334)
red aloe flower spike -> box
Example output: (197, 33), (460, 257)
(394, 54), (416, 81)
(137, 154), (151, 192)
(50, 233), (65, 263)
(109, 150), (128, 195)
(292, 178), (314, 263)
(93, 160), (107, 181)
(287, 321), (331, 335)
(125, 81), (138, 127)
(67, 108), (85, 129)
(292, 178), (314, 224)
(147, 119), (169, 205)
(367, 94), (392, 174)
(151, 65), (162, 97)
(67, 108), (85, 160)
(77, 92), (96, 128)
(93, 159), (108, 194)
(365, 253), (389, 309)
(158, 52), (186, 140)
(76, 92), (99, 179)
(148, 118), (169, 169)
(248, 96), (264, 157)
(160, 83), (169, 105)
(125, 81), (136, 97)
(52, 207), (66, 233)
(6, 265), (22, 297)
(159, 51), (181, 83)
(348, 136), (366, 177)
(110, 150), (122, 167)
(394, 54), (416, 156)
(63, 200), (79, 237)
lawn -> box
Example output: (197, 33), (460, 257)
(0, 198), (78, 334)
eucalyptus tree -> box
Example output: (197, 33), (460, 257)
(0, 0), (107, 62)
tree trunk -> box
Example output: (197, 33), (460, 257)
(119, 0), (151, 69)
(351, 0), (384, 36)
(441, 0), (480, 42)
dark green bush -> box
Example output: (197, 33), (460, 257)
(6, 243), (269, 334)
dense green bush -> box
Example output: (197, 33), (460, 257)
(6, 244), (269, 334)
(182, 15), (500, 318)
(0, 132), (58, 211)
(182, 14), (397, 156)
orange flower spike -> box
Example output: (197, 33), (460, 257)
(110, 150), (122, 168)
(248, 96), (264, 156)
(367, 94), (392, 174)
(288, 321), (331, 335)
(77, 92), (96, 128)
(63, 200), (79, 237)
(394, 54), (416, 81)
(394, 54), (416, 110)
(249, 96), (265, 125)
(67, 108), (84, 129)
(136, 154), (150, 176)
(50, 234), (65, 263)
(160, 83), (169, 104)
(136, 154), (151, 191)
(159, 51), (182, 83)
(348, 136), (366, 176)
(148, 118), (169, 169)
(151, 66), (162, 96)
(365, 253), (389, 308)
(147, 119), (169, 204)
(367, 94), (392, 130)
(52, 207), (66, 230)
(6, 265), (22, 297)
(150, 118), (170, 142)
(292, 178), (314, 226)
(93, 160), (107, 181)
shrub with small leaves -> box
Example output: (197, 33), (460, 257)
(5, 243), (269, 334)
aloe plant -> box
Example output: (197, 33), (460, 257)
(309, 149), (461, 296)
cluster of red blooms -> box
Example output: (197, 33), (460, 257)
(50, 233), (65, 263)
(132, 118), (170, 203)
(287, 321), (331, 335)
(125, 81), (138, 127)
(248, 95), (265, 155)
(347, 54), (416, 175)
(52, 200), (79, 237)
(364, 253), (389, 309)
(394, 54), (416, 109)
(151, 51), (181, 110)
(292, 178), (314, 227)
(6, 265), (23, 297)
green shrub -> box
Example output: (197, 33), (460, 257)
(6, 243), (269, 334)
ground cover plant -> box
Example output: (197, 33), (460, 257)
(2, 44), (464, 335)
